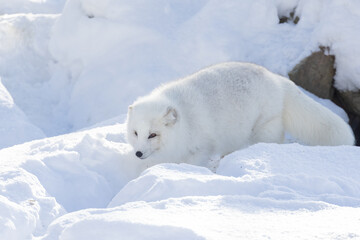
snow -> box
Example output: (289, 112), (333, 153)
(108, 144), (360, 208)
(0, 0), (64, 14)
(0, 78), (45, 148)
(0, 0), (360, 239)
(1, 126), (360, 239)
(42, 197), (360, 240)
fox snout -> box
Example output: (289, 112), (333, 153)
(135, 150), (150, 159)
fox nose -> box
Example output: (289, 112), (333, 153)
(135, 151), (143, 158)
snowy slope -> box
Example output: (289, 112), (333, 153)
(0, 79), (45, 148)
(0, 7), (64, 146)
(0, 124), (360, 239)
(0, 123), (140, 238)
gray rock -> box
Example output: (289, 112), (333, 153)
(336, 91), (360, 116)
(335, 91), (360, 145)
(288, 47), (335, 99)
(279, 10), (299, 24)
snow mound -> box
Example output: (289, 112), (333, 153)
(0, 123), (142, 238)
(4, 124), (143, 212)
(0, 167), (64, 239)
(1, 122), (360, 239)
(218, 143), (360, 206)
(109, 144), (360, 208)
(0, 12), (67, 139)
(0, 79), (45, 148)
(42, 206), (204, 240)
(42, 196), (360, 240)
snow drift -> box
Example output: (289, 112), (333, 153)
(0, 124), (360, 239)
(0, 79), (45, 148)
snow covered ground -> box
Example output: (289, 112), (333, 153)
(1, 124), (360, 239)
(0, 0), (360, 239)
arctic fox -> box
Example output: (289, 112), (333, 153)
(126, 62), (354, 167)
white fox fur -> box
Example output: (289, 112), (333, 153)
(126, 62), (354, 167)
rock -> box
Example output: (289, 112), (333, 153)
(336, 91), (360, 116)
(279, 16), (288, 24)
(279, 10), (299, 24)
(334, 90), (360, 145)
(289, 11), (300, 24)
(288, 47), (335, 99)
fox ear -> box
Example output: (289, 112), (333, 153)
(163, 106), (177, 126)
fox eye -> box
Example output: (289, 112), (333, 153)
(134, 131), (138, 136)
(148, 133), (157, 139)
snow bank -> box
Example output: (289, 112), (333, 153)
(218, 143), (360, 206)
(0, 79), (45, 148)
(0, 12), (65, 142)
(109, 144), (360, 208)
(1, 122), (359, 239)
(0, 123), (143, 238)
(0, 167), (64, 239)
(41, 196), (360, 240)
(46, 0), (360, 133)
(41, 142), (360, 239)
(1, 124), (143, 212)
(0, 0), (64, 14)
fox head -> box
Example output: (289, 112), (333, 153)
(126, 100), (178, 160)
